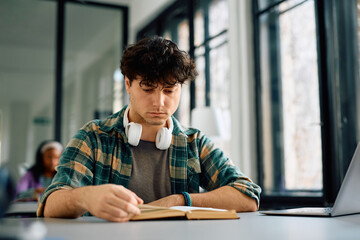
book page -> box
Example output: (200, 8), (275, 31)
(169, 206), (228, 212)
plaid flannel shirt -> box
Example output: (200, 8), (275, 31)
(37, 105), (261, 216)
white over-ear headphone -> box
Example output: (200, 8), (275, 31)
(123, 106), (173, 150)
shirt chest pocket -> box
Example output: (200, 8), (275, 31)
(187, 157), (202, 193)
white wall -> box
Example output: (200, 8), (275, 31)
(7, 102), (31, 180)
(128, 0), (175, 43)
(90, 0), (175, 43)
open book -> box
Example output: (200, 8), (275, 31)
(131, 205), (239, 220)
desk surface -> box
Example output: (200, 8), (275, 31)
(1, 212), (360, 240)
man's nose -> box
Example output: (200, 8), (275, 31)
(152, 91), (165, 107)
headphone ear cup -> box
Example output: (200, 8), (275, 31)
(126, 122), (142, 146)
(156, 127), (172, 150)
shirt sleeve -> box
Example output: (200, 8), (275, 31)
(37, 123), (96, 217)
(197, 132), (262, 208)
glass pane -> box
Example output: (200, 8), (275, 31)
(257, 0), (306, 12)
(176, 20), (191, 126)
(259, 12), (274, 192)
(178, 20), (189, 51)
(209, 0), (228, 37)
(194, 10), (204, 47)
(210, 42), (230, 109)
(113, 68), (124, 113)
(280, 0), (322, 190)
(259, 9), (282, 193)
(209, 31), (227, 49)
(163, 31), (172, 41)
(258, 0), (281, 11)
(178, 83), (191, 127)
(260, 0), (322, 193)
(195, 55), (206, 107)
(62, 3), (123, 143)
(0, 0), (56, 181)
(209, 41), (231, 157)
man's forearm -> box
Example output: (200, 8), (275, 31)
(149, 186), (258, 212)
(43, 188), (88, 218)
(190, 186), (258, 212)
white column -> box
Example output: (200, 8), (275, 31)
(228, 0), (257, 179)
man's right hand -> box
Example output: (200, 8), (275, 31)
(43, 184), (143, 222)
(82, 184), (143, 222)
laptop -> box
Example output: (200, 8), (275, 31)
(260, 143), (360, 217)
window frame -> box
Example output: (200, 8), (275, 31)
(53, 0), (128, 141)
(253, 0), (359, 209)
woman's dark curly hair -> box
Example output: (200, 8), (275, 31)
(120, 36), (198, 87)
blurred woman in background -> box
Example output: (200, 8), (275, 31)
(16, 140), (63, 201)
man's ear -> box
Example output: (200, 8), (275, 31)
(124, 76), (131, 94)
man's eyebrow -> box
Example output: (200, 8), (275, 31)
(163, 83), (179, 88)
(140, 84), (156, 88)
(139, 82), (178, 89)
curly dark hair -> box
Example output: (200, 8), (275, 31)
(120, 36), (198, 87)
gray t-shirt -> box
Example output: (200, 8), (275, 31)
(127, 140), (172, 203)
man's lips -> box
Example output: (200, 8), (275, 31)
(148, 112), (166, 116)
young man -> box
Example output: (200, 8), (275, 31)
(37, 36), (261, 222)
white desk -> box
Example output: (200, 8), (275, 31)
(1, 212), (360, 240)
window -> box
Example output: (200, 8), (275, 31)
(256, 0), (322, 195)
(195, 0), (231, 154)
(195, 0), (229, 110)
(254, 0), (359, 207)
(61, 2), (124, 143)
(0, 0), (128, 183)
(279, 1), (322, 191)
